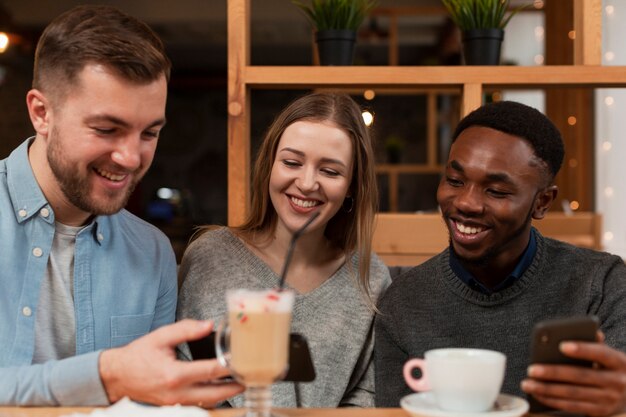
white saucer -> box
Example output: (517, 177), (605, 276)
(400, 393), (529, 417)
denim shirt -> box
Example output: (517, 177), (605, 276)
(0, 139), (178, 405)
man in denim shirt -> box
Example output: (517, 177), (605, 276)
(0, 5), (242, 407)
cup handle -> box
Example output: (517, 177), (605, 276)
(403, 359), (430, 391)
(214, 316), (231, 368)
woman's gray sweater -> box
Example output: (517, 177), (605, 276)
(177, 227), (391, 407)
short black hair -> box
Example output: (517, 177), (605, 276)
(452, 101), (565, 180)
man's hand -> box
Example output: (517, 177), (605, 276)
(99, 319), (243, 407)
(522, 333), (626, 417)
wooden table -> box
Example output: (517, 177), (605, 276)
(0, 408), (408, 417)
(2, 408), (625, 417)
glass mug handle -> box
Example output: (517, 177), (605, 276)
(214, 316), (231, 369)
(403, 358), (431, 391)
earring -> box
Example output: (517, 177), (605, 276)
(343, 196), (354, 213)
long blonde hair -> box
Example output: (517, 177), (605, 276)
(192, 93), (378, 302)
(233, 93), (379, 303)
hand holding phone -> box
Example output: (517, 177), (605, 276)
(528, 315), (599, 412)
(187, 332), (316, 382)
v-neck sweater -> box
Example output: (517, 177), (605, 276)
(177, 227), (391, 407)
(375, 232), (626, 407)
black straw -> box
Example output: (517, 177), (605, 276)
(278, 212), (320, 290)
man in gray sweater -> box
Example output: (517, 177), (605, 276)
(375, 101), (626, 416)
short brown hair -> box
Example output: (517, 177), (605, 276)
(33, 5), (171, 96)
(236, 93), (379, 303)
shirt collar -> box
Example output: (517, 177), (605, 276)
(6, 138), (50, 224)
(6, 137), (106, 245)
(449, 228), (537, 294)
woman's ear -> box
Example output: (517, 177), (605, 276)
(26, 89), (52, 138)
(532, 185), (558, 220)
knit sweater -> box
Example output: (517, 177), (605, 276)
(177, 227), (391, 407)
(375, 232), (626, 407)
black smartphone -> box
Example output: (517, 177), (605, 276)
(528, 316), (599, 412)
(283, 333), (316, 382)
(187, 332), (316, 383)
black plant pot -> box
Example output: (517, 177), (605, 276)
(315, 29), (356, 66)
(462, 28), (504, 65)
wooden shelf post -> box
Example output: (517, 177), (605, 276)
(227, 0), (251, 226)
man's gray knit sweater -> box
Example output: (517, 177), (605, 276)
(375, 232), (626, 407)
(177, 227), (391, 407)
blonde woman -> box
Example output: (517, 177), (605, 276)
(177, 93), (390, 407)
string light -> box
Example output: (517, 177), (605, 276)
(568, 30), (576, 40)
(534, 26), (544, 39)
(363, 90), (375, 100)
(569, 201), (580, 211)
(0, 32), (9, 54)
(533, 0), (544, 9)
(569, 158), (578, 168)
(361, 111), (374, 127)
(534, 54), (544, 65)
(599, 2), (624, 257)
(567, 116), (577, 125)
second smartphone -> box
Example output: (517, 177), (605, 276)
(528, 315), (599, 412)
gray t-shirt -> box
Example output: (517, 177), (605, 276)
(32, 222), (83, 364)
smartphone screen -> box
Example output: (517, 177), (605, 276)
(187, 331), (316, 382)
(528, 315), (599, 412)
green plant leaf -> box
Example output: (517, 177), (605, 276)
(291, 0), (378, 31)
(441, 0), (530, 30)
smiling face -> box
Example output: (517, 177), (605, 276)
(437, 126), (556, 271)
(29, 63), (167, 224)
(269, 120), (354, 237)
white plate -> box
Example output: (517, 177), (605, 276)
(400, 393), (529, 417)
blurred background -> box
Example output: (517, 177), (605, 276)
(1, 0), (624, 260)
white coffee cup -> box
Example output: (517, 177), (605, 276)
(403, 348), (506, 412)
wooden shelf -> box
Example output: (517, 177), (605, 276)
(244, 65), (626, 89)
(227, 0), (611, 225)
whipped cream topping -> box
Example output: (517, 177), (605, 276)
(226, 289), (294, 313)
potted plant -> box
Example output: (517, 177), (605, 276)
(384, 134), (406, 164)
(441, 0), (528, 65)
(293, 0), (377, 66)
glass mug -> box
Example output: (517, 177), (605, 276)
(216, 289), (294, 417)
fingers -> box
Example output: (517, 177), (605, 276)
(148, 319), (214, 347)
(528, 363), (626, 387)
(176, 358), (234, 384)
(175, 383), (245, 408)
(522, 377), (624, 417)
(523, 377), (620, 403)
(560, 341), (626, 370)
(528, 391), (616, 417)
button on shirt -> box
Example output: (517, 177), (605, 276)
(0, 138), (178, 406)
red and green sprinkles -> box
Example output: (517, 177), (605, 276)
(234, 291), (282, 323)
(237, 311), (248, 323)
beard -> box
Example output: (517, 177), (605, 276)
(47, 128), (141, 216)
